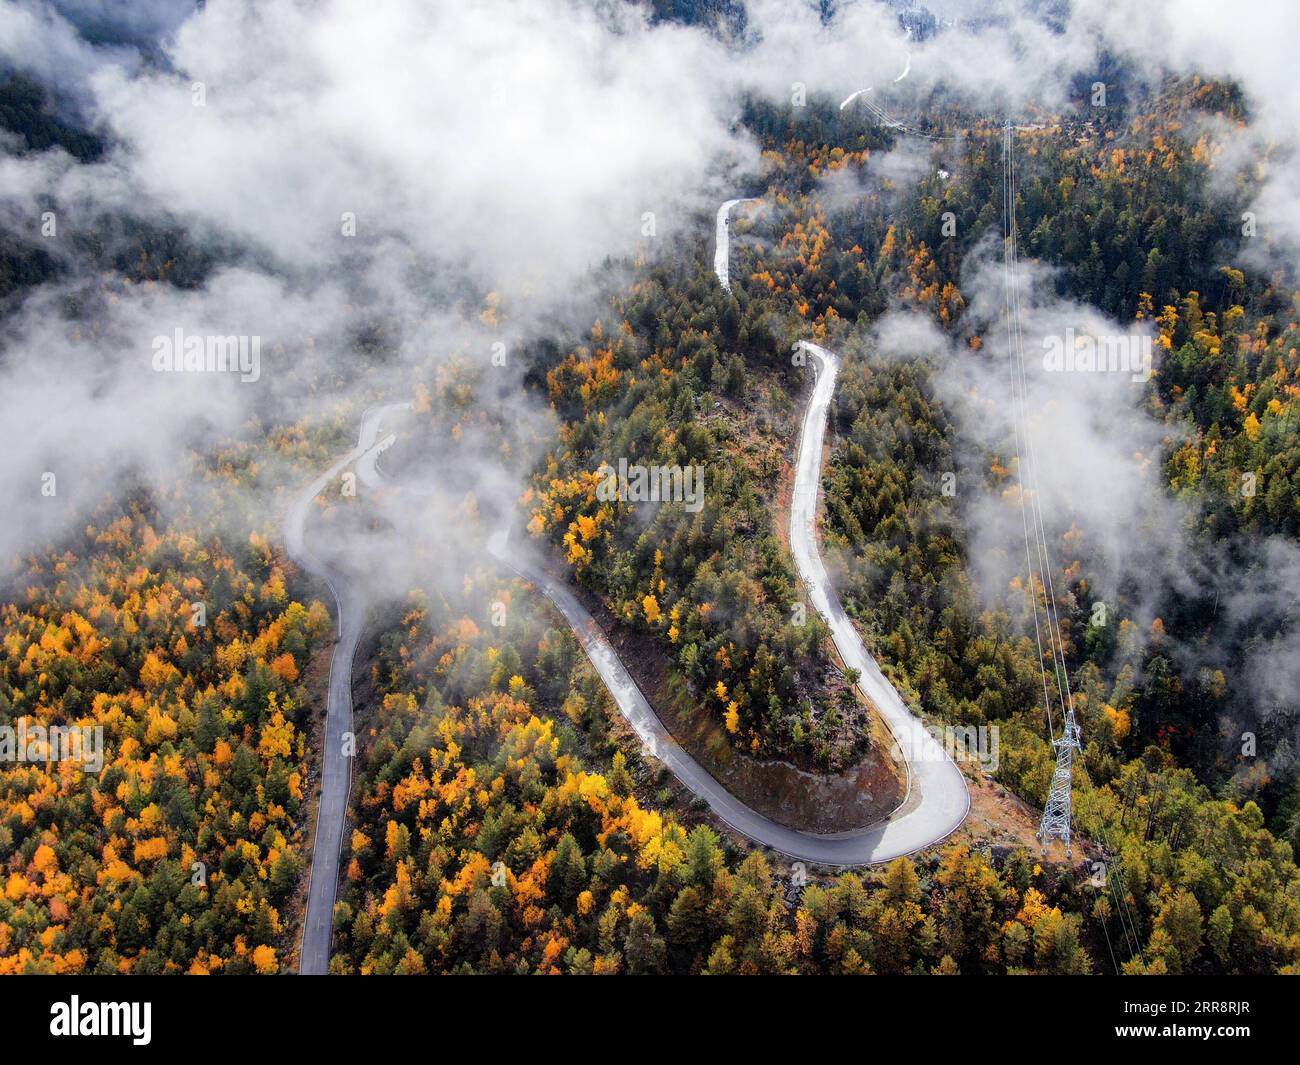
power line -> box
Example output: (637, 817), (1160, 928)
(1000, 123), (1083, 858)
(1001, 124), (1057, 742)
(1002, 125), (1150, 968)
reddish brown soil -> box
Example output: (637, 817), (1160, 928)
(569, 579), (906, 834)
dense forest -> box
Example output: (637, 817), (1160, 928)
(331, 561), (1099, 975)
(0, 494), (332, 973)
(493, 74), (1298, 971)
(1, 32), (1297, 976)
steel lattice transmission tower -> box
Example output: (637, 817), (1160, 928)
(1037, 711), (1082, 856)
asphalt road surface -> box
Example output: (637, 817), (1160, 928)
(714, 198), (757, 292)
(292, 340), (970, 972)
(482, 341), (968, 862)
(285, 403), (408, 975)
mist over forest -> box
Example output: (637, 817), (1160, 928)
(0, 0), (1296, 990)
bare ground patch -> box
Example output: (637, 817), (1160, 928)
(565, 576), (905, 834)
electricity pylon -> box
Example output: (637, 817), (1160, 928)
(1037, 710), (1082, 856)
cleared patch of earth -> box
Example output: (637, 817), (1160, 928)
(953, 766), (1095, 868)
(567, 577), (906, 834)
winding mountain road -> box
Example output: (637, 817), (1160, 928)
(288, 213), (971, 970)
(484, 337), (968, 862)
(488, 513), (967, 863)
(788, 341), (968, 855)
(285, 403), (408, 976)
(714, 198), (757, 292)
(478, 335), (969, 860)
(340, 379), (972, 868)
(839, 44), (911, 110)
